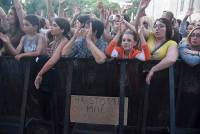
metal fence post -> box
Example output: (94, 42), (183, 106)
(119, 61), (126, 134)
(19, 60), (31, 134)
(169, 66), (176, 134)
(63, 61), (73, 134)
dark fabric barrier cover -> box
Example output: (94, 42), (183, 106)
(0, 57), (199, 134)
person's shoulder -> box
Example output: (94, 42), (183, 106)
(179, 39), (190, 48)
(147, 32), (154, 37)
(166, 40), (177, 46)
(21, 35), (26, 41)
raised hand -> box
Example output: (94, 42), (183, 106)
(186, 8), (193, 17)
(0, 7), (6, 18)
(97, 0), (104, 12)
(0, 32), (11, 44)
(73, 27), (83, 38)
(74, 6), (81, 17)
(119, 21), (127, 34)
(140, 0), (151, 10)
(59, 0), (65, 4)
(90, 13), (98, 20)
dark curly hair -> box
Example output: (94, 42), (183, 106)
(154, 18), (172, 40)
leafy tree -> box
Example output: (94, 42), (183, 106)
(0, 0), (12, 12)
(24, 0), (47, 15)
(126, 0), (140, 19)
(2, 0), (140, 19)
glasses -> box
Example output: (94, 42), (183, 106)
(191, 33), (200, 38)
(153, 24), (166, 29)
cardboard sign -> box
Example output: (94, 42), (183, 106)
(70, 95), (128, 125)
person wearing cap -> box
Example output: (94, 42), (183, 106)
(179, 26), (200, 66)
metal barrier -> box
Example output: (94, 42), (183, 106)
(0, 57), (199, 134)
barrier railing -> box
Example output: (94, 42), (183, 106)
(0, 57), (199, 134)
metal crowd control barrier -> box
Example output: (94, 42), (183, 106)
(0, 57), (200, 134)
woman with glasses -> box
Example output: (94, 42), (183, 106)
(135, 0), (178, 84)
(144, 18), (178, 84)
(179, 26), (200, 66)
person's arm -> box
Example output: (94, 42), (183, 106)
(86, 23), (106, 64)
(0, 7), (9, 32)
(61, 35), (78, 56)
(34, 39), (68, 89)
(106, 40), (119, 57)
(86, 39), (106, 64)
(103, 30), (113, 42)
(146, 44), (178, 84)
(123, 19), (136, 32)
(184, 48), (200, 56)
(70, 7), (80, 27)
(97, 0), (105, 23)
(58, 0), (65, 17)
(0, 32), (23, 55)
(15, 35), (45, 60)
(135, 26), (151, 61)
(179, 46), (200, 66)
(12, 0), (25, 29)
(112, 21), (126, 42)
(47, 0), (54, 25)
(134, 0), (151, 33)
(179, 8), (193, 37)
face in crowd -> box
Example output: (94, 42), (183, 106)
(7, 7), (19, 26)
(188, 27), (200, 47)
(23, 15), (40, 34)
(112, 15), (121, 33)
(153, 21), (167, 39)
(50, 18), (70, 37)
(153, 18), (172, 40)
(121, 30), (138, 51)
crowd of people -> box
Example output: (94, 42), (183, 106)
(0, 0), (200, 89)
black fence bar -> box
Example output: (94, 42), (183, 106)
(63, 61), (73, 134)
(168, 66), (176, 134)
(118, 62), (126, 134)
(176, 128), (200, 134)
(141, 84), (150, 134)
(19, 60), (31, 134)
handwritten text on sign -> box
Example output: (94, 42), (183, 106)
(70, 95), (128, 125)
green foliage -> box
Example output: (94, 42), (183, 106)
(0, 0), (140, 19)
(0, 0), (12, 12)
(126, 0), (140, 18)
(24, 0), (47, 15)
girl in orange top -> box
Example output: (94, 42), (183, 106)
(106, 20), (150, 61)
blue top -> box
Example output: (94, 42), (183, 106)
(179, 40), (200, 66)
